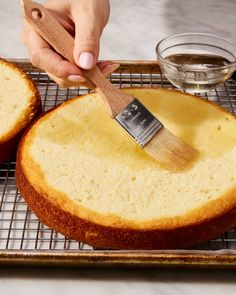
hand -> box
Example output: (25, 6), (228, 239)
(21, 0), (119, 87)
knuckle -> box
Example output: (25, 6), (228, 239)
(48, 74), (70, 88)
(54, 62), (68, 79)
(30, 51), (41, 68)
(77, 37), (99, 52)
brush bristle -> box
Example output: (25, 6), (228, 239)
(143, 128), (198, 170)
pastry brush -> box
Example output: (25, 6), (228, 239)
(22, 0), (198, 170)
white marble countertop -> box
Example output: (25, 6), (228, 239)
(1, 0), (236, 293)
(1, 0), (236, 60)
(0, 266), (236, 295)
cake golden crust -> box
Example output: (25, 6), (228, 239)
(15, 88), (236, 249)
(16, 148), (236, 249)
(0, 59), (41, 164)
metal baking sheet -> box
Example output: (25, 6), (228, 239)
(0, 59), (236, 268)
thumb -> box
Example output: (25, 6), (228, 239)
(73, 17), (101, 70)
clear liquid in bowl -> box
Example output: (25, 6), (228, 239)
(163, 54), (233, 92)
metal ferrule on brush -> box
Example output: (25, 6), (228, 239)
(115, 98), (164, 147)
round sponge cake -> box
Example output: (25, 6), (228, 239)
(16, 88), (236, 249)
(0, 59), (41, 164)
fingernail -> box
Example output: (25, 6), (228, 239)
(79, 52), (94, 69)
(103, 63), (120, 76)
(68, 75), (85, 82)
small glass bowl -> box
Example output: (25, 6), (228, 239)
(156, 33), (236, 92)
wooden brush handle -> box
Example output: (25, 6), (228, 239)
(22, 0), (134, 117)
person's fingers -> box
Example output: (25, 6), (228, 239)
(98, 62), (120, 76)
(73, 19), (100, 70)
(71, 0), (110, 69)
(23, 20), (118, 86)
(47, 72), (83, 88)
(96, 61), (113, 71)
(47, 63), (120, 88)
(22, 21), (82, 80)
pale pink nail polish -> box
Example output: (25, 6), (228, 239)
(79, 52), (94, 69)
(68, 75), (85, 82)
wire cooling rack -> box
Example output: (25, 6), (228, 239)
(0, 60), (236, 268)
